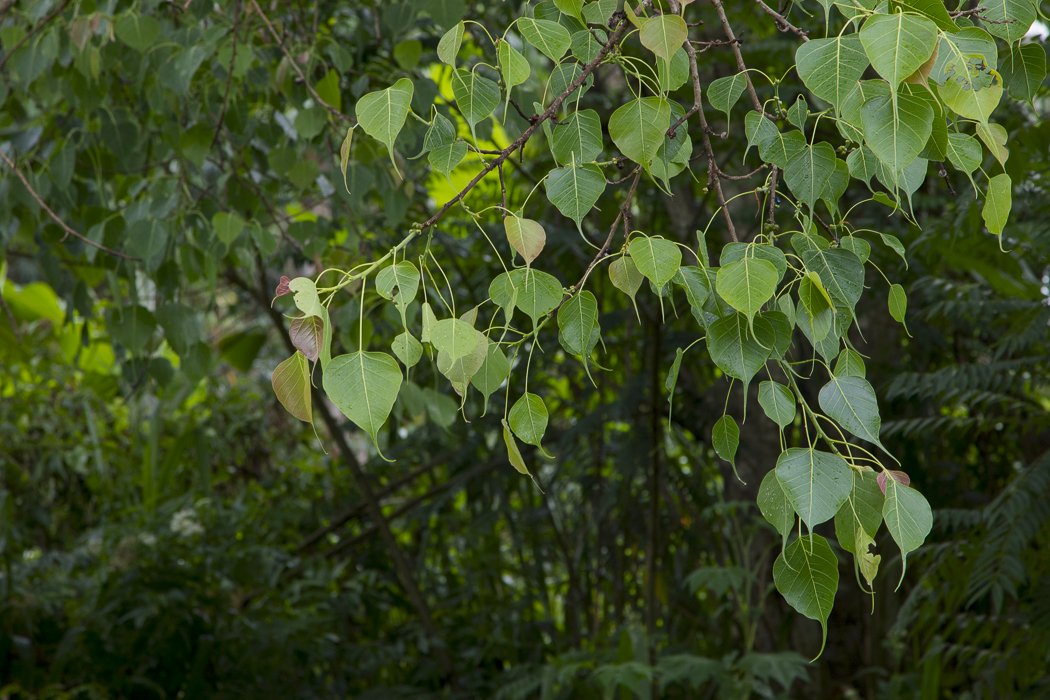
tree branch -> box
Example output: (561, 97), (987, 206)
(754, 0), (809, 41)
(0, 150), (136, 260)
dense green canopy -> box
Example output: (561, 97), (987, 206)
(2, 0), (1048, 697)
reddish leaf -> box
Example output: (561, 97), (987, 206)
(274, 275), (292, 298)
(877, 469), (911, 495)
(289, 315), (324, 362)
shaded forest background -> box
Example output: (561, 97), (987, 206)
(1, 0), (1049, 698)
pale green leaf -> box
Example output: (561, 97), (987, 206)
(639, 14), (687, 61)
(451, 68), (500, 139)
(982, 172), (1011, 236)
(716, 257), (778, 323)
(977, 0), (1036, 42)
(883, 479), (933, 587)
(504, 216), (547, 264)
(859, 13), (938, 87)
(818, 376), (886, 450)
(391, 331), (423, 368)
(609, 97), (671, 167)
(557, 290), (600, 358)
(627, 236), (682, 288)
(471, 342), (510, 412)
(551, 109), (603, 164)
(437, 21), (464, 66)
(517, 17), (571, 61)
(323, 351), (403, 448)
(355, 78), (414, 176)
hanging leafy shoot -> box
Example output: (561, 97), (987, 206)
(243, 0), (1030, 656)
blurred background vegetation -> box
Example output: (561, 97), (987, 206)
(1, 0), (1048, 698)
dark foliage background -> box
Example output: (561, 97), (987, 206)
(1, 0), (1048, 698)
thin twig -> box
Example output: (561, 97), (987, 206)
(417, 15), (629, 232)
(754, 0), (808, 41)
(0, 0), (71, 71)
(249, 0), (353, 123)
(210, 0), (244, 149)
(710, 0), (763, 113)
(0, 150), (135, 260)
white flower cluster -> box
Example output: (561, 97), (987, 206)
(169, 507), (204, 537)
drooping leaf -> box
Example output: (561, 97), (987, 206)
(323, 351), (403, 448)
(882, 479), (933, 587)
(758, 380), (796, 429)
(437, 21), (464, 66)
(289, 315), (324, 362)
(834, 469), (884, 556)
(775, 447), (853, 529)
(544, 163), (606, 230)
(471, 342), (511, 413)
(451, 68), (501, 139)
(503, 419), (534, 477)
(715, 256), (778, 324)
(818, 376), (886, 451)
(339, 125), (355, 195)
(639, 14), (687, 60)
(498, 38), (531, 111)
(272, 351), (313, 424)
(773, 534), (839, 658)
(557, 290), (600, 359)
(783, 142), (837, 208)
(508, 392), (550, 452)
(355, 78), (414, 176)
(609, 97), (671, 168)
(430, 318), (482, 360)
(758, 470), (795, 547)
(712, 414), (740, 468)
(707, 73), (749, 122)
(551, 109), (603, 165)
(797, 35), (869, 108)
(1003, 43), (1046, 102)
(859, 12), (938, 88)
(375, 261), (420, 308)
(706, 313), (771, 392)
(627, 236), (682, 288)
(391, 331), (423, 368)
(860, 91), (934, 181)
(504, 216), (547, 265)
(983, 173), (1012, 237)
(517, 17), (571, 61)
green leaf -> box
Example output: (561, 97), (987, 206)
(976, 122), (1009, 167)
(391, 331), (423, 368)
(213, 211), (245, 247)
(937, 69), (1003, 123)
(355, 78), (414, 177)
(796, 36), (869, 108)
(609, 256), (645, 313)
(609, 97), (671, 168)
(451, 68), (501, 139)
(1003, 43), (1046, 102)
(834, 347), (867, 378)
(818, 375), (886, 451)
(977, 0), (1036, 42)
(509, 392), (550, 451)
(639, 14), (687, 61)
(888, 283), (908, 326)
(707, 73), (749, 121)
(288, 278), (332, 367)
(430, 318), (482, 360)
(707, 313), (771, 392)
(720, 243), (788, 281)
(758, 380), (796, 429)
(784, 142), (837, 208)
(945, 132), (982, 183)
(504, 216), (547, 265)
(931, 28), (998, 87)
(554, 0), (584, 20)
(834, 469), (883, 555)
(375, 261), (420, 308)
(502, 419), (534, 478)
(557, 290), (600, 358)
(496, 268), (563, 325)
(551, 109), (603, 165)
(859, 12), (938, 88)
(517, 17), (571, 61)
(882, 479), (933, 586)
(544, 163), (606, 230)
(437, 333), (488, 396)
(583, 0), (618, 24)
(715, 257), (778, 324)
(860, 91), (933, 181)
(498, 39), (531, 111)
(437, 21), (464, 66)
(339, 125), (355, 195)
(656, 47), (690, 92)
(982, 173), (1011, 237)
(712, 415), (740, 467)
(323, 351), (403, 449)
(429, 141), (468, 177)
(794, 236), (865, 311)
(472, 343), (511, 412)
(775, 448), (853, 529)
(773, 535), (839, 657)
(894, 0), (957, 31)
(758, 470), (795, 547)
(272, 351), (313, 424)
(115, 13), (162, 53)
(628, 236), (682, 288)
(423, 111), (456, 151)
